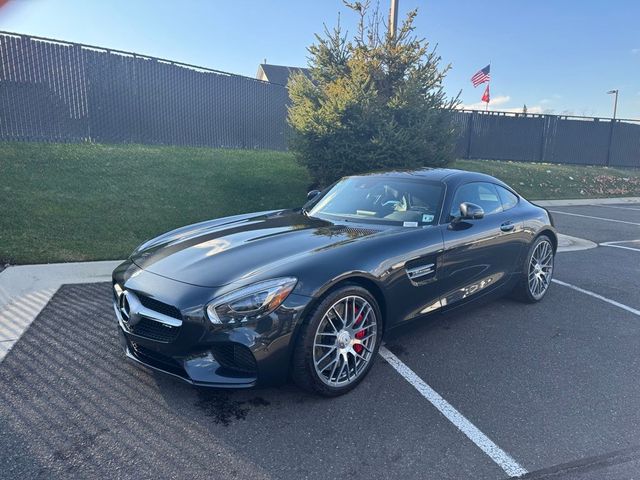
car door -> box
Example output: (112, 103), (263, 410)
(439, 181), (523, 309)
(376, 180), (449, 326)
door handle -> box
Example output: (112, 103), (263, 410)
(500, 221), (515, 232)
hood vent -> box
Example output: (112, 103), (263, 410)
(329, 226), (381, 237)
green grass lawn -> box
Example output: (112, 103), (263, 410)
(454, 159), (640, 201)
(1, 143), (310, 265)
(2, 142), (639, 265)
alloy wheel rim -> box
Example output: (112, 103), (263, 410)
(528, 240), (554, 299)
(313, 295), (377, 387)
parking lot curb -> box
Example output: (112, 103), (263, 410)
(533, 196), (640, 207)
(556, 234), (597, 252)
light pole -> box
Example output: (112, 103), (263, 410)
(607, 89), (618, 119)
(389, 0), (399, 39)
(605, 89), (619, 167)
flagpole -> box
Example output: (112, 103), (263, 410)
(485, 60), (491, 111)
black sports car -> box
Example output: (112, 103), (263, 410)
(113, 168), (557, 396)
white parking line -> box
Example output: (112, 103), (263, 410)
(599, 240), (640, 252)
(549, 210), (640, 226)
(552, 279), (640, 317)
(600, 244), (640, 252)
(379, 347), (528, 478)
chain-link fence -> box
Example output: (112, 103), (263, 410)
(451, 110), (640, 168)
(0, 31), (289, 149)
(1, 31), (639, 167)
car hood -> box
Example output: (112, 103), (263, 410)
(130, 210), (386, 287)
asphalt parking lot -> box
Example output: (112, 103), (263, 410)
(1, 203), (639, 480)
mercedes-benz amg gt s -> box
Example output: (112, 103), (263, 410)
(112, 168), (557, 396)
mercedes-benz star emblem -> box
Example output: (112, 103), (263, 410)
(118, 290), (141, 326)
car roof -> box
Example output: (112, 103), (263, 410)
(358, 168), (507, 186)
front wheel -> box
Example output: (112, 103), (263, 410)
(512, 234), (555, 303)
(291, 285), (382, 396)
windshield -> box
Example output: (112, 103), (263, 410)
(308, 176), (443, 226)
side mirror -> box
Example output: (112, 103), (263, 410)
(307, 190), (321, 201)
(459, 202), (484, 220)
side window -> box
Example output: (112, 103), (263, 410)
(496, 185), (519, 211)
(450, 182), (503, 219)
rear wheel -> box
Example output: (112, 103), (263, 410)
(512, 235), (555, 303)
(292, 285), (382, 396)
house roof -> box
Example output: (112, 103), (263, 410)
(256, 64), (311, 86)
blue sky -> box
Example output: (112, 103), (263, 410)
(1, 0), (638, 118)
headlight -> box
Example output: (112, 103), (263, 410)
(206, 277), (297, 325)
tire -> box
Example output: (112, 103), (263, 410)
(291, 285), (383, 397)
(511, 234), (555, 303)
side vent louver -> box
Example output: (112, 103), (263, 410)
(406, 263), (435, 281)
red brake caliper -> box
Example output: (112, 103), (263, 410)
(353, 308), (365, 354)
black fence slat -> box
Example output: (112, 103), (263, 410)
(7, 35), (19, 139)
(0, 36), (11, 139)
(57, 42), (72, 141)
(0, 37), (7, 139)
(18, 35), (33, 141)
(51, 40), (67, 141)
(609, 121), (640, 168)
(28, 38), (41, 140)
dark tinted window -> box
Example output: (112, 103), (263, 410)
(309, 177), (443, 226)
(450, 182), (503, 218)
(496, 185), (519, 210)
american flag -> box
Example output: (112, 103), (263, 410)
(471, 65), (490, 87)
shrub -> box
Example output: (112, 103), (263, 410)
(288, 1), (460, 187)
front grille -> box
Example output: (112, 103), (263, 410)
(130, 318), (180, 343)
(137, 295), (182, 320)
(210, 344), (258, 375)
(113, 283), (182, 343)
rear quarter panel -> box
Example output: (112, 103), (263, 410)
(522, 200), (558, 251)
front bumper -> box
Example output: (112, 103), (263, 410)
(112, 259), (311, 387)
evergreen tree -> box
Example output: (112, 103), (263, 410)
(288, 1), (459, 186)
